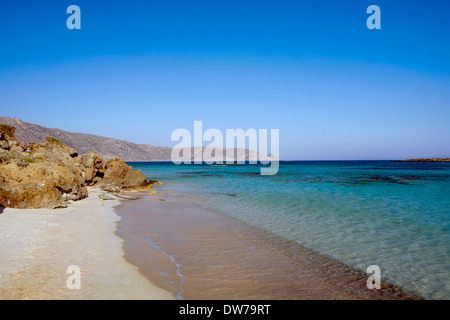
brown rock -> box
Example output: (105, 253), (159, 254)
(0, 140), (9, 150)
(99, 193), (115, 200)
(0, 124), (16, 142)
(0, 148), (11, 163)
(0, 126), (153, 209)
(0, 124), (16, 151)
(0, 161), (88, 209)
(0, 134), (88, 209)
(80, 152), (105, 184)
(96, 158), (148, 191)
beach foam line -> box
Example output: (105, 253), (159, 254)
(145, 236), (185, 300)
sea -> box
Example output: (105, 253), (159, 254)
(128, 161), (450, 299)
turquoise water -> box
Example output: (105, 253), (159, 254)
(129, 161), (450, 299)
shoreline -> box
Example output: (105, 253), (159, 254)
(0, 187), (174, 300)
(0, 182), (423, 300)
(115, 186), (421, 300)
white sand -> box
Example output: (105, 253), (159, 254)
(0, 188), (174, 300)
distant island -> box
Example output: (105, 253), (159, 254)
(396, 158), (450, 162)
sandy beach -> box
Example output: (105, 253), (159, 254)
(0, 187), (174, 300)
(0, 183), (420, 300)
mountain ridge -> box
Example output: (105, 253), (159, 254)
(0, 117), (276, 163)
(0, 117), (172, 161)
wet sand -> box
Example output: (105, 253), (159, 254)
(116, 187), (420, 300)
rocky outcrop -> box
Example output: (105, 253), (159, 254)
(96, 158), (149, 192)
(78, 152), (149, 192)
(0, 124), (153, 209)
(80, 152), (106, 185)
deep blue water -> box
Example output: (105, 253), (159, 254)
(128, 161), (450, 299)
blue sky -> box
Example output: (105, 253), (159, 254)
(0, 0), (449, 160)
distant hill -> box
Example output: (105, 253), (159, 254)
(0, 117), (172, 161)
(0, 117), (275, 163)
(396, 158), (450, 162)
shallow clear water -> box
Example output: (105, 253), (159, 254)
(129, 161), (450, 299)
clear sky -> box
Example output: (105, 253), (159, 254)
(0, 0), (449, 160)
